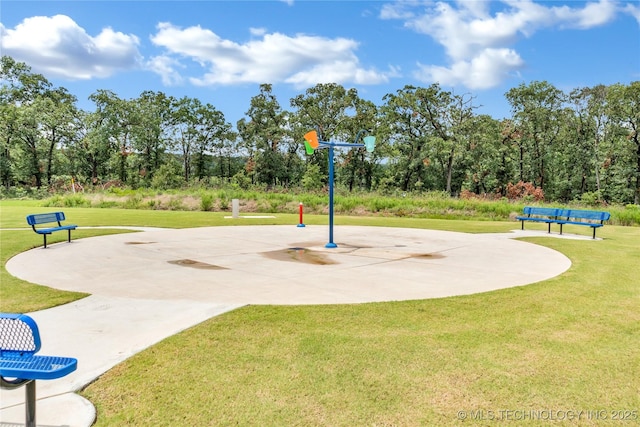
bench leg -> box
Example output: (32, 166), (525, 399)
(592, 228), (596, 239)
(559, 224), (563, 235)
(25, 380), (36, 427)
(521, 221), (524, 230)
(67, 228), (72, 243)
(547, 223), (551, 234)
(43, 234), (47, 249)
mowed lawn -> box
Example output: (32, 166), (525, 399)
(1, 202), (638, 426)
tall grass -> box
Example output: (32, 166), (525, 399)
(17, 188), (640, 226)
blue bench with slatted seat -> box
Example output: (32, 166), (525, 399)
(26, 212), (77, 248)
(515, 206), (562, 234)
(556, 208), (611, 239)
(1, 312), (78, 427)
(516, 206), (610, 239)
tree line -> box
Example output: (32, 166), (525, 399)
(1, 55), (638, 204)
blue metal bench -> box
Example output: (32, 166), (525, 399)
(26, 212), (77, 248)
(516, 206), (610, 239)
(515, 206), (562, 234)
(556, 209), (611, 239)
(1, 313), (77, 427)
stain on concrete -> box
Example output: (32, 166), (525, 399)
(168, 259), (228, 270)
(410, 253), (445, 259)
(263, 247), (337, 265)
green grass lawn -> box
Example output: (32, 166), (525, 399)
(1, 202), (638, 426)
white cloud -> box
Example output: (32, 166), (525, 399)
(0, 15), (141, 80)
(415, 48), (524, 89)
(552, 0), (618, 29)
(382, 0), (622, 89)
(286, 60), (394, 87)
(250, 27), (267, 37)
(379, 1), (416, 20)
(150, 22), (394, 88)
(404, 1), (549, 60)
(146, 55), (184, 86)
(456, 0), (491, 19)
(623, 3), (640, 25)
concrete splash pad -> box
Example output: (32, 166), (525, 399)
(6, 225), (572, 305)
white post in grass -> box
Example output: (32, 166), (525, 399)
(232, 199), (240, 219)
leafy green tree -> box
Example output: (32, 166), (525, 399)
(381, 84), (474, 194)
(237, 84), (290, 187)
(130, 91), (172, 185)
(1, 56), (53, 188)
(151, 157), (183, 190)
(2, 56), (637, 204)
(89, 90), (137, 183)
(0, 59), (79, 188)
(506, 81), (566, 198)
(380, 85), (433, 192)
(37, 87), (79, 186)
(167, 96), (197, 182)
(65, 109), (115, 185)
(492, 119), (522, 196)
(290, 83), (358, 141)
(169, 97), (232, 182)
(215, 128), (241, 181)
(290, 83), (359, 185)
(301, 162), (323, 191)
(606, 82), (640, 204)
(7, 101), (43, 187)
(461, 114), (504, 195)
(339, 97), (380, 191)
(499, 118), (526, 186)
(0, 56), (51, 103)
(0, 100), (19, 188)
(567, 85), (610, 199)
(415, 85), (476, 194)
(194, 108), (233, 181)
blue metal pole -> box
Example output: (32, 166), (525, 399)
(326, 145), (337, 248)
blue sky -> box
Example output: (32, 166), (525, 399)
(2, 1), (639, 128)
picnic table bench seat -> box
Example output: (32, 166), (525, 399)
(26, 212), (77, 248)
(1, 312), (77, 427)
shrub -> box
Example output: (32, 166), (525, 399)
(460, 189), (475, 200)
(122, 194), (143, 209)
(151, 162), (183, 190)
(580, 191), (604, 207)
(200, 193), (214, 211)
(95, 199), (118, 208)
(63, 194), (90, 208)
(43, 194), (90, 208)
(231, 170), (252, 190)
(219, 194), (230, 211)
(168, 197), (185, 211)
(0, 186), (50, 200)
(42, 195), (64, 207)
(506, 181), (544, 201)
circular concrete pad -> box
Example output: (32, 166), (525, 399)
(7, 226), (571, 304)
